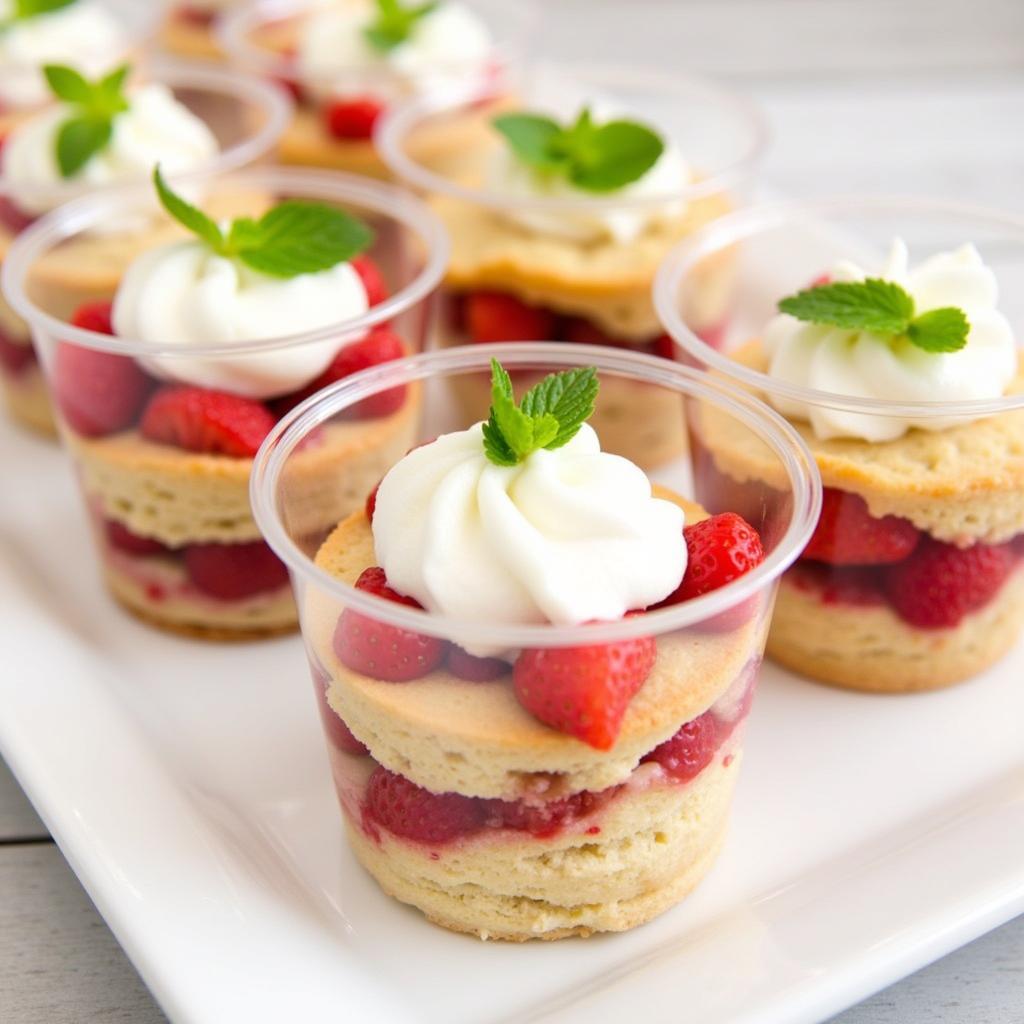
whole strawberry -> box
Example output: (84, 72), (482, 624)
(803, 488), (919, 565)
(334, 566), (446, 681)
(364, 766), (485, 844)
(883, 537), (1014, 629)
(513, 632), (656, 750)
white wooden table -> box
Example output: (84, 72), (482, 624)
(3, 1), (1024, 1020)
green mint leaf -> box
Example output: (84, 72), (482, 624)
(493, 106), (665, 194)
(492, 113), (566, 172)
(12, 0), (76, 19)
(778, 278), (916, 335)
(906, 307), (970, 353)
(152, 165), (225, 252)
(231, 200), (374, 278)
(482, 359), (600, 466)
(55, 116), (110, 177)
(363, 0), (437, 52)
(43, 64), (93, 104)
(520, 366), (599, 449)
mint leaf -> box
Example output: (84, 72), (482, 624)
(906, 307), (970, 353)
(482, 360), (600, 467)
(153, 165), (226, 252)
(363, 0), (437, 52)
(55, 116), (110, 177)
(43, 64), (93, 104)
(492, 106), (665, 194)
(11, 0), (76, 19)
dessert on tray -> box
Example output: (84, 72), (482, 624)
(377, 65), (764, 467)
(0, 60), (289, 435)
(219, 0), (530, 178)
(656, 200), (1024, 692)
(253, 346), (818, 940)
(3, 166), (446, 637)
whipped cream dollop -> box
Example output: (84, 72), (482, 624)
(298, 0), (492, 102)
(485, 112), (690, 245)
(3, 84), (220, 215)
(764, 239), (1019, 442)
(0, 0), (129, 109)
(113, 242), (368, 398)
(372, 422), (687, 656)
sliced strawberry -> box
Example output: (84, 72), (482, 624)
(803, 488), (920, 566)
(641, 710), (720, 783)
(183, 540), (290, 600)
(513, 633), (656, 750)
(883, 537), (1015, 629)
(364, 766), (484, 844)
(334, 566), (446, 681)
(140, 386), (275, 457)
(54, 345), (153, 438)
(105, 520), (170, 557)
(365, 481), (380, 524)
(70, 300), (115, 335)
(351, 254), (388, 306)
(486, 788), (613, 839)
(324, 96), (385, 140)
(447, 645), (510, 681)
(464, 290), (556, 344)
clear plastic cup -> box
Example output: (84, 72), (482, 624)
(0, 60), (292, 436)
(218, 0), (537, 177)
(3, 167), (448, 639)
(250, 342), (818, 940)
(655, 197), (1024, 692)
(376, 62), (767, 467)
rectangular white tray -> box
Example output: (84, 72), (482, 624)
(3, 419), (1023, 1024)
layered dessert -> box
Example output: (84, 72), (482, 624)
(695, 240), (1024, 691)
(17, 170), (424, 637)
(302, 360), (769, 939)
(220, 0), (505, 178)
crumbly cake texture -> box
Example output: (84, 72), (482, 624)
(444, 364), (687, 471)
(1, 368), (55, 436)
(68, 386), (418, 547)
(768, 565), (1024, 692)
(435, 189), (734, 339)
(701, 340), (1024, 546)
(345, 754), (738, 941)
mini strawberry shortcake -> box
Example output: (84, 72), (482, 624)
(294, 359), (772, 939)
(4, 167), (445, 637)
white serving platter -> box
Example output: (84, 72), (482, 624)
(2, 416), (1023, 1024)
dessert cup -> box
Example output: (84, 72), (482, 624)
(3, 167), (447, 638)
(655, 197), (1024, 692)
(0, 61), (291, 436)
(218, 0), (534, 178)
(251, 342), (819, 940)
(377, 63), (766, 468)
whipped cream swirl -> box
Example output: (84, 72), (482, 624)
(764, 239), (1019, 442)
(3, 84), (220, 216)
(113, 242), (368, 399)
(372, 422), (687, 656)
(0, 0), (129, 109)
(298, 0), (492, 102)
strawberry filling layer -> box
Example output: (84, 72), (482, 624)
(0, 324), (37, 379)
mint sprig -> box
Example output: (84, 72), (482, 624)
(363, 0), (437, 52)
(482, 360), (599, 467)
(778, 278), (970, 354)
(44, 63), (130, 178)
(153, 167), (374, 279)
(1, 0), (76, 29)
(493, 107), (665, 194)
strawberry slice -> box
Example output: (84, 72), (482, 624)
(54, 343), (153, 438)
(140, 386), (275, 458)
(641, 711), (720, 782)
(365, 766), (485, 844)
(803, 488), (920, 566)
(513, 632), (657, 750)
(464, 290), (556, 344)
(183, 540), (290, 600)
(324, 96), (385, 140)
(351, 254), (388, 306)
(334, 566), (446, 681)
(71, 300), (115, 335)
(105, 520), (170, 557)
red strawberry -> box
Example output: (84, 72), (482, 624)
(660, 512), (765, 604)
(804, 488), (920, 566)
(789, 562), (885, 607)
(364, 766), (484, 844)
(447, 645), (509, 681)
(464, 290), (556, 344)
(54, 344), (153, 437)
(365, 481), (380, 523)
(883, 537), (1014, 629)
(140, 386), (275, 457)
(324, 96), (384, 140)
(563, 317), (626, 348)
(70, 300), (115, 335)
(183, 540), (290, 600)
(334, 566), (446, 681)
(0, 195), (36, 234)
(488, 788), (610, 839)
(513, 633), (657, 750)
(0, 329), (35, 376)
(310, 663), (370, 755)
(105, 520), (170, 557)
(351, 254), (388, 306)
(654, 333), (677, 359)
(272, 326), (406, 419)
(642, 710), (720, 782)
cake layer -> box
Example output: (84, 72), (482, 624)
(768, 563), (1024, 691)
(1, 368), (55, 436)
